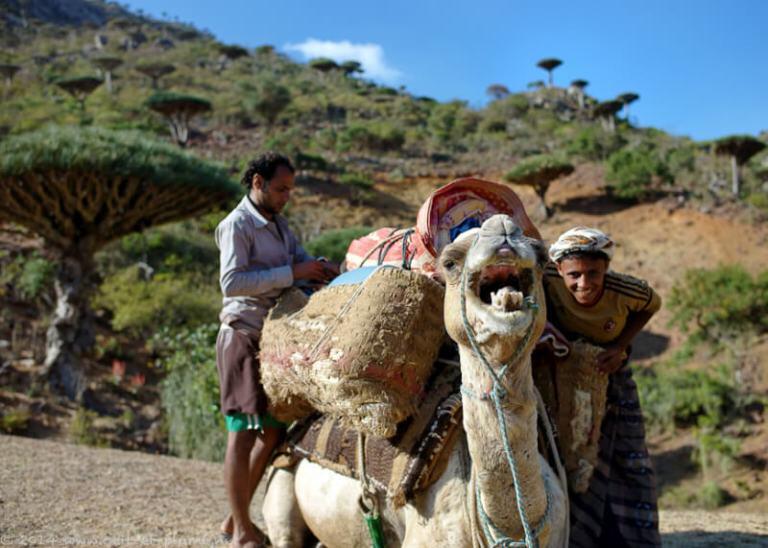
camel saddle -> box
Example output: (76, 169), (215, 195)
(273, 361), (463, 507)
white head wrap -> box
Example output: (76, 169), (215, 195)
(549, 226), (614, 262)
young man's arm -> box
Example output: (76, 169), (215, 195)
(596, 286), (662, 373)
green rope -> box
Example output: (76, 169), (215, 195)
(459, 236), (549, 548)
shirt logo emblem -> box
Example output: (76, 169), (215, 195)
(604, 319), (616, 332)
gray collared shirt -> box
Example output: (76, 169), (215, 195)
(215, 195), (311, 336)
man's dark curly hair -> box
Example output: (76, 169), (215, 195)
(240, 151), (295, 191)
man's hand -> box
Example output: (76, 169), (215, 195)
(596, 345), (627, 374)
(292, 260), (335, 282)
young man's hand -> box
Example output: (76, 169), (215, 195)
(596, 345), (627, 374)
(292, 260), (335, 282)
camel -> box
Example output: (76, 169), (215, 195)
(263, 214), (567, 547)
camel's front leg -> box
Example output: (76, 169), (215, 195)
(263, 467), (309, 548)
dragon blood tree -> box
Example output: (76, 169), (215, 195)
(536, 57), (562, 88)
(0, 126), (239, 399)
(91, 56), (123, 94)
(714, 135), (766, 196)
(135, 63), (175, 89)
(504, 154), (574, 217)
(147, 92), (212, 147)
(0, 63), (21, 88)
(55, 76), (102, 111)
(617, 92), (640, 120)
(593, 100), (623, 133)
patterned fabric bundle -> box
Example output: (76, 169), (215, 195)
(343, 177), (539, 277)
(548, 226), (614, 262)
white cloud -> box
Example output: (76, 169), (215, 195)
(285, 38), (402, 83)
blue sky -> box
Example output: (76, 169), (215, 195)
(125, 0), (767, 141)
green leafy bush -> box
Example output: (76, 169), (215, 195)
(565, 126), (625, 161)
(668, 265), (768, 343)
(16, 254), (54, 300)
(336, 122), (405, 153)
(93, 266), (219, 336)
(604, 146), (670, 200)
(636, 363), (736, 432)
(0, 251), (54, 301)
(157, 323), (225, 461)
(69, 408), (110, 447)
(304, 226), (372, 263)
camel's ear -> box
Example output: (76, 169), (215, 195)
(532, 239), (549, 270)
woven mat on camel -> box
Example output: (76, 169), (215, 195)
(277, 364), (462, 507)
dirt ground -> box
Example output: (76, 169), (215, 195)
(1, 435), (766, 547)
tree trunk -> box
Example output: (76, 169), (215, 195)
(105, 71), (113, 94)
(731, 155), (740, 196)
(44, 252), (95, 400)
(547, 70), (553, 88)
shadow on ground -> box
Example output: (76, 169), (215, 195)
(662, 531), (768, 546)
(632, 331), (671, 360)
(555, 194), (638, 215)
(652, 444), (698, 490)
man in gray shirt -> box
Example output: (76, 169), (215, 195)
(215, 152), (335, 547)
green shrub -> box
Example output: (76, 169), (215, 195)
(636, 363), (736, 432)
(16, 253), (54, 300)
(693, 418), (741, 477)
(668, 265), (768, 343)
(157, 323), (225, 461)
(0, 251), (54, 301)
(604, 146), (670, 200)
(336, 122), (405, 153)
(427, 101), (478, 146)
(338, 172), (374, 189)
(295, 151), (328, 173)
(304, 226), (372, 263)
(0, 409), (30, 434)
(565, 126), (625, 161)
(93, 266), (220, 336)
(69, 408), (110, 447)
(746, 192), (768, 211)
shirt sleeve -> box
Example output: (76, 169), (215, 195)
(293, 242), (314, 264)
(641, 287), (662, 314)
(625, 284), (662, 314)
(216, 220), (293, 297)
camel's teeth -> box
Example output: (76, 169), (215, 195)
(491, 287), (523, 311)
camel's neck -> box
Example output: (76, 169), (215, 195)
(459, 344), (548, 541)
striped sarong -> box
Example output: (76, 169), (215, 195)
(569, 364), (661, 547)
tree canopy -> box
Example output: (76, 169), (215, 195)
(309, 57), (339, 73)
(713, 135), (766, 165)
(55, 76), (102, 108)
(146, 92), (213, 146)
(135, 63), (175, 89)
(0, 126), (238, 398)
(486, 84), (510, 101)
(218, 44), (249, 60)
(504, 154), (574, 216)
(713, 135), (766, 195)
(536, 57), (562, 87)
(340, 60), (363, 76)
(0, 125), (237, 250)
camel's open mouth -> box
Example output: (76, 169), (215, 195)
(472, 261), (534, 314)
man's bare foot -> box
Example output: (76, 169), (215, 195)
(229, 521), (266, 548)
(220, 514), (234, 540)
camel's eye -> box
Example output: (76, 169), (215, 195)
(443, 259), (456, 271)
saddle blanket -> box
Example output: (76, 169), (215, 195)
(279, 364), (463, 507)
